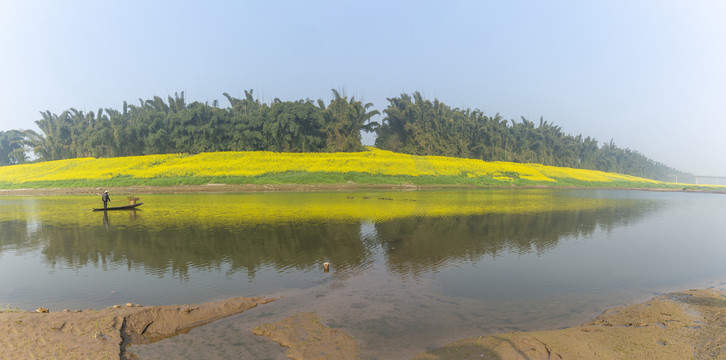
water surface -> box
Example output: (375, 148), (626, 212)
(1, 189), (725, 358)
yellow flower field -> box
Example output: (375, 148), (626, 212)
(0, 147), (667, 186)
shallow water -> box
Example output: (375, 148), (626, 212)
(1, 189), (725, 358)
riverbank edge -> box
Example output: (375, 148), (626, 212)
(0, 183), (723, 196)
(0, 297), (275, 360)
(414, 287), (726, 359)
(2, 288), (726, 359)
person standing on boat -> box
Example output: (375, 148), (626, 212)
(102, 190), (111, 209)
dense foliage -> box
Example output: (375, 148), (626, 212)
(376, 92), (685, 181)
(0, 129), (30, 165)
(2, 90), (686, 181)
(21, 90), (377, 160)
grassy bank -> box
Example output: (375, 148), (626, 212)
(0, 147), (719, 191)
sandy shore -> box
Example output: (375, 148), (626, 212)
(413, 288), (726, 360)
(0, 297), (273, 360)
(5, 288), (726, 359)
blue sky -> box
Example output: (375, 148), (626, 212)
(1, 0), (724, 175)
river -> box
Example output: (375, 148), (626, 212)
(1, 189), (725, 358)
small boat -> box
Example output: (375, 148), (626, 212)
(93, 202), (144, 211)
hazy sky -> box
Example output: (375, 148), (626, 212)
(1, 0), (724, 175)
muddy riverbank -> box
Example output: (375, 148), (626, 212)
(4, 288), (726, 359)
(0, 297), (273, 360)
(413, 288), (726, 360)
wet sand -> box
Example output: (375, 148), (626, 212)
(252, 312), (360, 360)
(0, 297), (273, 360)
(6, 289), (726, 359)
(413, 288), (726, 360)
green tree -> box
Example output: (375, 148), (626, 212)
(0, 130), (28, 165)
(320, 89), (379, 152)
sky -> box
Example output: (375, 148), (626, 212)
(1, 0), (724, 175)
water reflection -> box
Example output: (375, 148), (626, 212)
(101, 209), (139, 231)
(12, 222), (368, 280)
(5, 190), (724, 359)
(0, 190), (662, 282)
(0, 190), (640, 229)
(376, 201), (659, 279)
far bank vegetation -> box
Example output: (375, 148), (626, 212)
(0, 90), (687, 182)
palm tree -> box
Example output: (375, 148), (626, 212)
(0, 130), (27, 165)
(323, 89), (380, 152)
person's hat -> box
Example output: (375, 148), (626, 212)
(104, 190), (108, 193)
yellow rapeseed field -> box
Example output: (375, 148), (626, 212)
(0, 147), (662, 185)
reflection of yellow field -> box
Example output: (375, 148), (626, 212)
(1, 191), (627, 229)
(0, 147), (660, 184)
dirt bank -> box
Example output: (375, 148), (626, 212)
(413, 288), (726, 360)
(1, 183), (718, 197)
(247, 289), (726, 359)
(4, 289), (726, 359)
(0, 296), (273, 360)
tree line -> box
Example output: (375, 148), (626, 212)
(0, 90), (686, 181)
(374, 92), (685, 181)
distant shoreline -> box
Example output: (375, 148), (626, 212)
(0, 183), (724, 197)
(0, 183), (723, 197)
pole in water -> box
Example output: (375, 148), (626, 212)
(323, 262), (330, 273)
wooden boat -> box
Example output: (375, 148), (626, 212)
(93, 202), (144, 211)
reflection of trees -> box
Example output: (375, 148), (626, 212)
(376, 202), (661, 279)
(0, 196), (662, 282)
(0, 221), (43, 253)
(7, 221), (369, 280)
